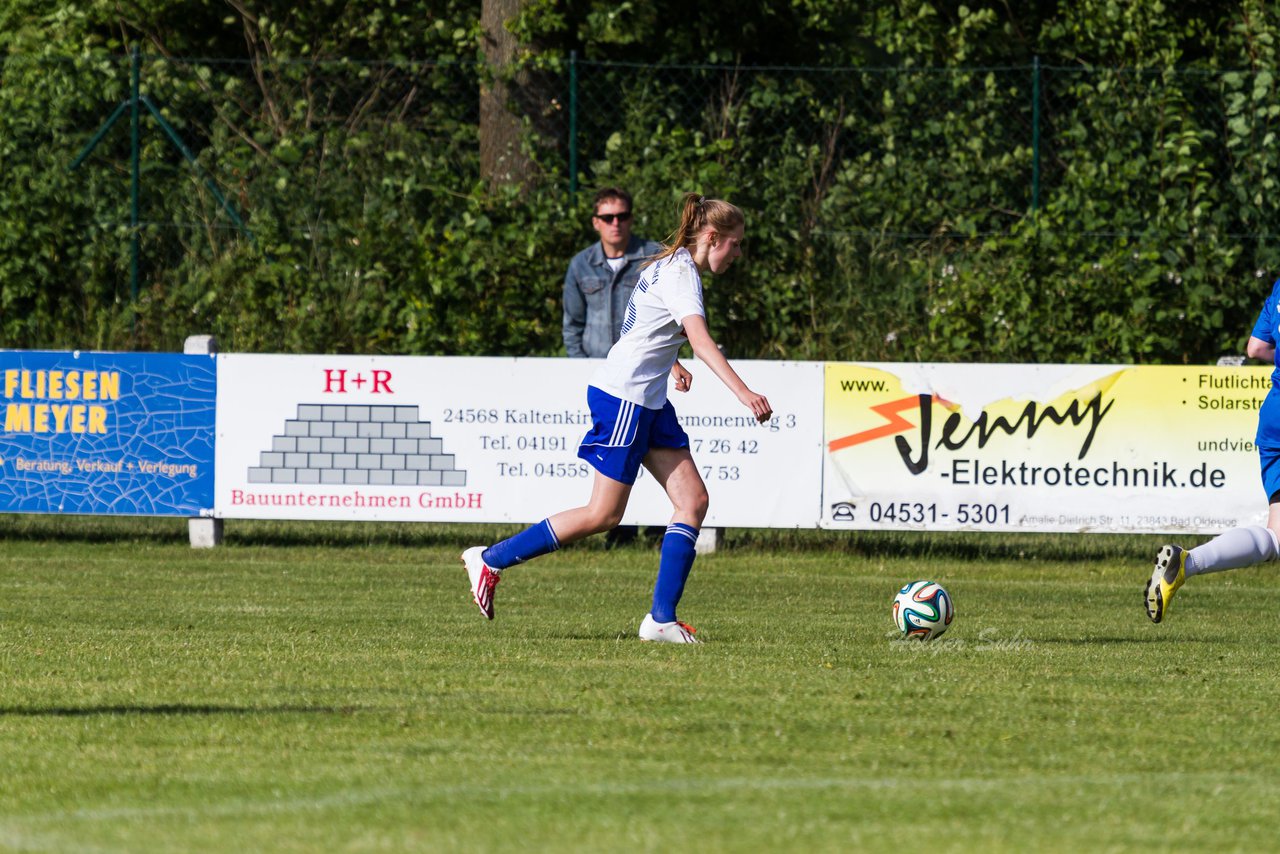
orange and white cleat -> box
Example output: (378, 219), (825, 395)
(638, 614), (701, 644)
(461, 546), (500, 620)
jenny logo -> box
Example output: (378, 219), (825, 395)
(828, 392), (1115, 475)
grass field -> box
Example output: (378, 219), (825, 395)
(2, 516), (1279, 852)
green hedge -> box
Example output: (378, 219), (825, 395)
(3, 2), (1280, 363)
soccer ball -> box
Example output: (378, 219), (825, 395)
(891, 580), (954, 640)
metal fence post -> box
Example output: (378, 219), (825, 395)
(1032, 55), (1041, 215)
(130, 46), (141, 305)
(140, 95), (252, 238)
(569, 50), (578, 199)
(70, 49), (253, 319)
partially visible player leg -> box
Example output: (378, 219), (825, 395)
(462, 472), (632, 619)
(637, 446), (707, 643)
(1186, 522), (1280, 576)
(1147, 447), (1280, 623)
(462, 383), (645, 621)
(544, 472), (633, 543)
(1146, 508), (1280, 623)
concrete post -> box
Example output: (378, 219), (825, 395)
(696, 527), (718, 554)
(184, 335), (223, 548)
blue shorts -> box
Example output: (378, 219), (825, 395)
(1261, 445), (1280, 503)
(577, 386), (690, 485)
(1258, 391), (1280, 502)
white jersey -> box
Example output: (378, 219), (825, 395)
(590, 247), (705, 409)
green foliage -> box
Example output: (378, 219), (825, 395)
(4, 2), (1280, 363)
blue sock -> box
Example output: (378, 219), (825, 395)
(650, 523), (698, 623)
(483, 519), (560, 571)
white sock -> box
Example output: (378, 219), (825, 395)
(1186, 526), (1280, 577)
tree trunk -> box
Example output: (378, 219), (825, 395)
(480, 0), (534, 193)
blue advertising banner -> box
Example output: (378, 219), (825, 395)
(0, 351), (215, 515)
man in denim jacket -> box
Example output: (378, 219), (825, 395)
(563, 187), (662, 547)
(563, 187), (662, 358)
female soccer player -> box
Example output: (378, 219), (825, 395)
(462, 193), (772, 643)
(1146, 280), (1280, 621)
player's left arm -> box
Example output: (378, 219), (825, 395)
(680, 315), (772, 422)
(670, 360), (692, 393)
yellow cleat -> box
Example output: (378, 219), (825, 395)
(1145, 544), (1186, 623)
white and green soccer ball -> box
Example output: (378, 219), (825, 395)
(891, 580), (955, 640)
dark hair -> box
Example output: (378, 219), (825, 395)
(592, 187), (633, 214)
(653, 193), (744, 262)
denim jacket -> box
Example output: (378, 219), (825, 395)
(562, 236), (662, 358)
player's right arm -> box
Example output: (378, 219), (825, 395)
(1248, 281), (1280, 365)
(680, 315), (772, 423)
(1247, 336), (1275, 363)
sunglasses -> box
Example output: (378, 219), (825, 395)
(594, 212), (632, 224)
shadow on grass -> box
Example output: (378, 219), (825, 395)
(0, 703), (369, 717)
(0, 513), (1197, 563)
(0, 514), (525, 550)
(1038, 631), (1228, 645)
(551, 631), (636, 642)
(724, 528), (1191, 563)
(1036, 635), (1172, 645)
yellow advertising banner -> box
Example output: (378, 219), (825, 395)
(823, 363), (1272, 533)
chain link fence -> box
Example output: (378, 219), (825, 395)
(574, 58), (1280, 238)
(22, 51), (482, 267)
(22, 54), (1280, 240)
(4, 51), (1279, 357)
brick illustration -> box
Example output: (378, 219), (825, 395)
(247, 405), (466, 486)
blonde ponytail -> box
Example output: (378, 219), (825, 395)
(653, 193), (744, 263)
